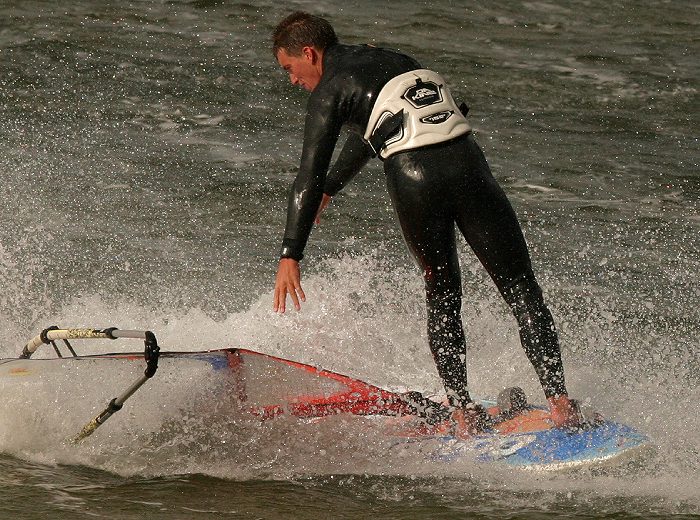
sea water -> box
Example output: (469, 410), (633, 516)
(0, 1), (698, 518)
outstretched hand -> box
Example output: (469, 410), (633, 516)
(273, 258), (306, 313)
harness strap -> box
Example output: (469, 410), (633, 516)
(366, 109), (404, 157)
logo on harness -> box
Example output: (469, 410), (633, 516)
(404, 80), (442, 108)
(420, 111), (454, 124)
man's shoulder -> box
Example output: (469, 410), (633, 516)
(327, 43), (412, 66)
(322, 44), (420, 88)
(307, 43), (422, 121)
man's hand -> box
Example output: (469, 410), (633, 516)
(314, 194), (332, 224)
(273, 258), (306, 313)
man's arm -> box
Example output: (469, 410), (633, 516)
(324, 132), (374, 196)
(279, 90), (344, 262)
(314, 132), (374, 224)
(275, 88), (344, 312)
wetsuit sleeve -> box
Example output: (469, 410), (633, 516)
(324, 132), (374, 196)
(280, 88), (345, 261)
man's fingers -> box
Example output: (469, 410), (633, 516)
(289, 287), (300, 311)
(273, 287), (285, 313)
(275, 287), (304, 313)
(290, 283), (306, 311)
(273, 258), (303, 313)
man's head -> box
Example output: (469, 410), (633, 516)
(272, 12), (338, 92)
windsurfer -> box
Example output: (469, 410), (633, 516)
(270, 11), (581, 434)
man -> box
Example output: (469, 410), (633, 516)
(271, 11), (580, 432)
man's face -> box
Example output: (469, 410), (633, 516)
(276, 47), (322, 92)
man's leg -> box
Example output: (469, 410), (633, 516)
(384, 156), (473, 409)
(452, 135), (570, 403)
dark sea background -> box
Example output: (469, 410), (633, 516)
(0, 1), (698, 518)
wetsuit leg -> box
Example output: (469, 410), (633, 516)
(450, 135), (566, 398)
(384, 149), (473, 408)
(384, 134), (567, 403)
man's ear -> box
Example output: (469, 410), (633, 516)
(302, 46), (318, 64)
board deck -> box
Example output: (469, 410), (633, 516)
(382, 400), (650, 470)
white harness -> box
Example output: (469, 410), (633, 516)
(363, 69), (471, 159)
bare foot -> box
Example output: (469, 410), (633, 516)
(450, 403), (490, 439)
(547, 395), (581, 429)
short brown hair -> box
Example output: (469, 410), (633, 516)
(272, 11), (338, 56)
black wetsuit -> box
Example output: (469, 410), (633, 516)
(280, 43), (567, 407)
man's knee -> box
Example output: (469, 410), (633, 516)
(423, 263), (461, 300)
